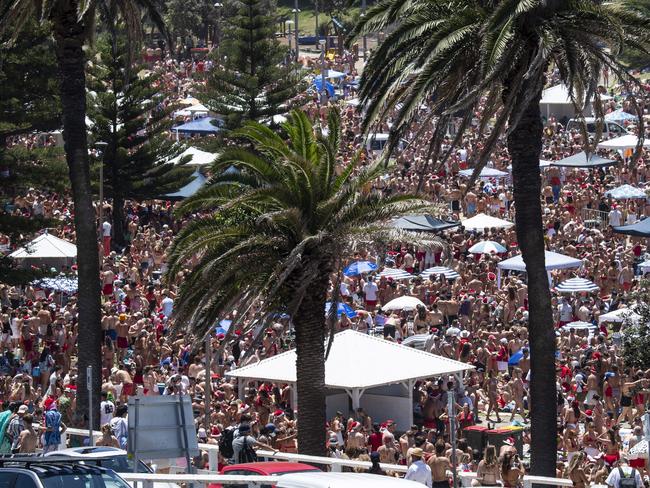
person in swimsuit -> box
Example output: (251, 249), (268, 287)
(472, 445), (500, 486)
(565, 451), (589, 488)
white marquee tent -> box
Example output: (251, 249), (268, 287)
(539, 84), (612, 120)
(598, 135), (650, 152)
(173, 103), (211, 118)
(497, 250), (582, 287)
(227, 330), (473, 430)
(461, 213), (514, 232)
(599, 308), (641, 325)
(168, 146), (218, 167)
(458, 167), (509, 179)
(10, 232), (77, 269)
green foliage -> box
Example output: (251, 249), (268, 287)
(88, 33), (193, 199)
(0, 256), (54, 285)
(202, 0), (305, 129)
(165, 0), (217, 40)
(0, 20), (60, 143)
(622, 282), (650, 369)
(166, 108), (433, 337)
(1, 146), (69, 194)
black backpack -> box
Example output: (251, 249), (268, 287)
(219, 427), (235, 459)
(239, 437), (258, 463)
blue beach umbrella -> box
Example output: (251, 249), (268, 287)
(343, 260), (378, 277)
(508, 350), (524, 366)
(312, 78), (335, 97)
(325, 302), (357, 319)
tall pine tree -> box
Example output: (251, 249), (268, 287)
(88, 33), (192, 249)
(203, 0), (304, 128)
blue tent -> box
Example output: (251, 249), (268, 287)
(613, 217), (650, 237)
(312, 78), (335, 97)
(165, 170), (207, 200)
(173, 117), (222, 136)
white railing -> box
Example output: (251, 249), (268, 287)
(581, 208), (608, 227)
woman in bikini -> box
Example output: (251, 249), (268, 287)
(565, 451), (589, 488)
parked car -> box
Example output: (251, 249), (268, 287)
(277, 472), (424, 488)
(566, 117), (629, 138)
(0, 454), (132, 488)
(208, 461), (320, 488)
(46, 446), (178, 488)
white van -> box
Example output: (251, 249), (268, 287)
(277, 472), (423, 488)
(366, 133), (407, 154)
(566, 118), (629, 138)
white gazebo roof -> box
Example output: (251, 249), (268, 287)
(599, 308), (641, 325)
(10, 233), (77, 259)
(540, 84), (612, 105)
(597, 135), (650, 151)
(461, 213), (514, 231)
(168, 147), (217, 167)
(458, 167), (508, 179)
(227, 330), (473, 389)
(497, 250), (582, 272)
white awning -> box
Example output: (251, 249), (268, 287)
(540, 84), (612, 105)
(461, 213), (514, 231)
(168, 147), (217, 167)
(227, 330), (473, 389)
(458, 167), (508, 179)
(599, 308), (641, 325)
(10, 232), (77, 259)
(497, 250), (582, 272)
(598, 135), (650, 151)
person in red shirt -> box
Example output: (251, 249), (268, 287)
(369, 423), (383, 452)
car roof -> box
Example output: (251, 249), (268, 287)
(51, 447), (128, 458)
(277, 472), (424, 488)
(0, 463), (110, 477)
(224, 462), (319, 475)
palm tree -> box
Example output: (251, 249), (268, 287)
(166, 108), (434, 456)
(0, 0), (166, 428)
(350, 0), (650, 477)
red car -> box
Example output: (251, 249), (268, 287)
(209, 462), (321, 488)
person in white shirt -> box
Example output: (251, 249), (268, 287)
(161, 292), (174, 317)
(404, 448), (432, 487)
(363, 277), (379, 308)
(606, 458), (643, 488)
(608, 206), (622, 227)
(102, 219), (112, 256)
(558, 298), (573, 325)
(99, 391), (115, 427)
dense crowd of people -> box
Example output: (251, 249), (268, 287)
(2, 44), (650, 488)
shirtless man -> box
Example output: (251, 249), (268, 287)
(17, 414), (37, 453)
(115, 367), (133, 403)
(115, 315), (130, 360)
(509, 368), (527, 423)
(584, 369), (599, 407)
(377, 433), (398, 464)
(427, 441), (451, 488)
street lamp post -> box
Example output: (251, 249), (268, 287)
(319, 39), (328, 105)
(361, 0), (367, 58)
(94, 141), (108, 236)
(293, 0), (300, 62)
(214, 2), (223, 56)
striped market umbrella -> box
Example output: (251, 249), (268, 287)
(555, 277), (600, 294)
(378, 268), (414, 280)
(421, 266), (460, 280)
(468, 240), (507, 254)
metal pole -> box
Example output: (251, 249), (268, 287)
(98, 159), (103, 231)
(361, 0), (367, 58)
(87, 365), (94, 446)
(320, 40), (327, 104)
(204, 334), (211, 432)
(447, 393), (458, 488)
(293, 0), (299, 62)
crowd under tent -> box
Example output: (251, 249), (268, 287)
(168, 147), (218, 167)
(496, 250), (582, 287)
(458, 167), (509, 179)
(392, 215), (460, 233)
(597, 135), (650, 152)
(10, 232), (77, 270)
(164, 170), (207, 200)
(613, 218), (650, 237)
(227, 330), (474, 430)
(461, 213), (514, 232)
(539, 84), (612, 120)
(550, 151), (616, 168)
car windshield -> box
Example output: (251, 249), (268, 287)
(78, 456), (151, 474)
(39, 470), (130, 488)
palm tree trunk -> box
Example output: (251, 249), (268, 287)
(52, 1), (102, 430)
(293, 275), (329, 457)
(507, 87), (557, 478)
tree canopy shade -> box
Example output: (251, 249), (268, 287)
(166, 108), (435, 456)
(349, 0), (650, 477)
(0, 0), (169, 431)
(202, 0), (305, 129)
(88, 33), (193, 248)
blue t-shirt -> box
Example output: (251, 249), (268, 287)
(44, 410), (62, 446)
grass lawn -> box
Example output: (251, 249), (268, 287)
(276, 5), (360, 37)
